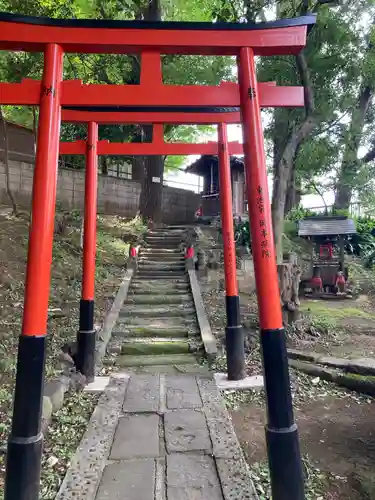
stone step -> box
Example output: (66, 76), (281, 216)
(104, 353), (198, 367)
(120, 340), (190, 356)
(139, 252), (184, 258)
(130, 364), (209, 375)
(136, 274), (187, 280)
(146, 234), (182, 240)
(132, 278), (189, 285)
(138, 261), (185, 267)
(138, 256), (185, 262)
(138, 257), (184, 263)
(138, 263), (185, 271)
(144, 243), (181, 249)
(130, 284), (190, 293)
(127, 294), (193, 305)
(116, 315), (197, 327)
(147, 232), (185, 237)
(120, 306), (196, 317)
(140, 248), (182, 253)
(112, 325), (193, 337)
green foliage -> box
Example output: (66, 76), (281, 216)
(234, 219), (251, 249)
(0, 0), (236, 176)
(347, 216), (375, 266)
(286, 206), (319, 222)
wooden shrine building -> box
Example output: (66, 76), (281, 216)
(186, 155), (245, 217)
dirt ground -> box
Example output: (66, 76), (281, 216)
(201, 256), (375, 499)
(231, 393), (375, 499)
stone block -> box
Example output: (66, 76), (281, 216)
(167, 454), (222, 500)
(110, 414), (160, 460)
(166, 375), (202, 409)
(216, 458), (258, 500)
(164, 410), (211, 454)
(96, 459), (155, 500)
(198, 378), (242, 460)
(123, 374), (160, 413)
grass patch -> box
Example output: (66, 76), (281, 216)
(300, 301), (375, 320)
(249, 455), (347, 500)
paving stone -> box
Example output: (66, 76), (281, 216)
(95, 459), (155, 500)
(167, 454), (223, 500)
(216, 458), (258, 500)
(164, 410), (211, 454)
(110, 414), (160, 460)
(55, 378), (128, 500)
(197, 378), (242, 460)
(166, 375), (202, 409)
(123, 374), (159, 412)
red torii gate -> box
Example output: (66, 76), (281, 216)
(0, 11), (316, 500)
(59, 127), (245, 156)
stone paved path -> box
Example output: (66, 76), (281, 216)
(56, 372), (258, 500)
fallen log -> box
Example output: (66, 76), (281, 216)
(289, 359), (375, 397)
(287, 349), (375, 376)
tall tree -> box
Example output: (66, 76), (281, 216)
(334, 25), (375, 210)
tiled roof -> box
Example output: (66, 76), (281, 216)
(298, 217), (357, 237)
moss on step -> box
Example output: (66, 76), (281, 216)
(127, 295), (191, 305)
(121, 340), (189, 355)
(105, 353), (198, 367)
(119, 306), (196, 317)
(117, 315), (197, 326)
(116, 326), (191, 337)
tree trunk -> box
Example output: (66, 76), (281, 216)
(334, 85), (372, 210)
(277, 254), (301, 326)
(272, 50), (316, 263)
(284, 143), (302, 216)
(0, 106), (18, 215)
(32, 107), (38, 154)
(284, 165), (296, 216)
(139, 0), (164, 223)
(139, 125), (164, 223)
(100, 156), (108, 175)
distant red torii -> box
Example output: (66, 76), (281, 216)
(59, 124), (244, 156)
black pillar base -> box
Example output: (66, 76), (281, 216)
(225, 294), (245, 380)
(79, 299), (94, 332)
(77, 299), (95, 382)
(225, 325), (245, 380)
(76, 329), (96, 383)
(5, 433), (43, 500)
(266, 425), (305, 500)
(5, 335), (46, 500)
(261, 328), (305, 499)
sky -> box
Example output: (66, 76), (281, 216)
(164, 122), (335, 210)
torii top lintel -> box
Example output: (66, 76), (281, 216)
(0, 12), (316, 56)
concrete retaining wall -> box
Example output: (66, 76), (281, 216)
(0, 160), (199, 223)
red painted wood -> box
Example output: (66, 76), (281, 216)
(22, 44), (63, 336)
(0, 21), (307, 56)
(61, 110), (242, 124)
(239, 47), (283, 330)
(82, 122), (98, 301)
(0, 79), (304, 108)
(59, 139), (244, 156)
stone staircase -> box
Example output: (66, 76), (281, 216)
(105, 227), (205, 373)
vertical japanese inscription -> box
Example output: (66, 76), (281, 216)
(248, 87), (256, 100)
(256, 186), (271, 258)
(225, 230), (234, 283)
(42, 85), (55, 98)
